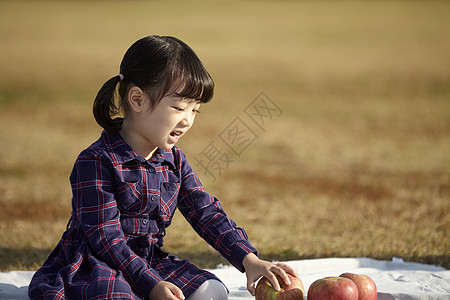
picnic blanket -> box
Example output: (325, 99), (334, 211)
(0, 257), (449, 299)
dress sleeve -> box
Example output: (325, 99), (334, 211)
(70, 150), (162, 297)
(174, 149), (258, 272)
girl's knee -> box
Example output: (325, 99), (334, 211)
(188, 279), (228, 300)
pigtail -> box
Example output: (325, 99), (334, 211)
(93, 75), (123, 133)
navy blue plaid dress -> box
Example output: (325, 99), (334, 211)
(29, 131), (257, 299)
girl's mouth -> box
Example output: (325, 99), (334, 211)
(169, 131), (183, 143)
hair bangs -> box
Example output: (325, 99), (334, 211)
(170, 41), (214, 103)
(175, 72), (214, 103)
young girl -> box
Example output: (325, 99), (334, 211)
(29, 35), (296, 300)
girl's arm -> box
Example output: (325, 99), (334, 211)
(173, 147), (297, 296)
(174, 148), (257, 271)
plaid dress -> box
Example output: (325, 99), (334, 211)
(28, 130), (257, 299)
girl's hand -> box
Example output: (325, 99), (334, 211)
(148, 281), (185, 300)
(242, 253), (298, 296)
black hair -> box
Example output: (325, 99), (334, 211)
(93, 35), (214, 133)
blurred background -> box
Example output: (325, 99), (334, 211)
(0, 0), (449, 271)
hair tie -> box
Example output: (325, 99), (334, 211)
(118, 74), (124, 81)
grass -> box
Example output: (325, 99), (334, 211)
(0, 0), (449, 271)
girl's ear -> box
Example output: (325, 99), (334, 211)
(127, 86), (146, 112)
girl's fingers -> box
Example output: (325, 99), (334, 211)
(245, 259), (299, 296)
(266, 271), (281, 292)
(169, 285), (185, 300)
(276, 262), (298, 277)
(247, 280), (256, 296)
(269, 265), (290, 287)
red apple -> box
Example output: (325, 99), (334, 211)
(339, 273), (377, 300)
(255, 273), (305, 300)
(308, 277), (359, 300)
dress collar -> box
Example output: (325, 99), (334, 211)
(102, 130), (176, 169)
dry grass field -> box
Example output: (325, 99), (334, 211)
(0, 1), (449, 271)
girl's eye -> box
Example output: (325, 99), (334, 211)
(172, 106), (200, 113)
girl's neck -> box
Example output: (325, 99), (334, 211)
(119, 121), (157, 160)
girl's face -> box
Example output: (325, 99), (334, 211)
(123, 92), (200, 158)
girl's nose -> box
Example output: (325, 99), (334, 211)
(181, 111), (195, 127)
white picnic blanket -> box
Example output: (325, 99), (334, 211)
(0, 257), (449, 299)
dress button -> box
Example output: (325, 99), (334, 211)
(151, 195), (157, 201)
(142, 219), (148, 225)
